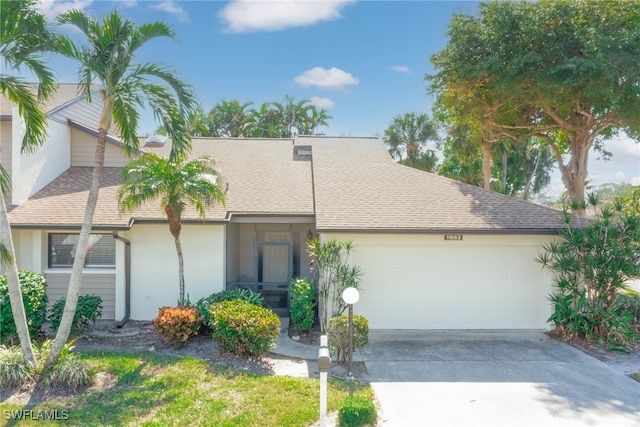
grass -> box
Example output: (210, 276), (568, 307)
(631, 372), (640, 383)
(0, 350), (373, 426)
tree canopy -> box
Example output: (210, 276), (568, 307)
(428, 0), (640, 214)
(383, 112), (440, 173)
(172, 95), (332, 139)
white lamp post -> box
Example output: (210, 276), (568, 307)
(342, 287), (360, 377)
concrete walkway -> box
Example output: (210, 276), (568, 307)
(271, 324), (640, 426)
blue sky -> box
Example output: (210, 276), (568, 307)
(28, 1), (640, 197)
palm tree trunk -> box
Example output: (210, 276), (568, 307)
(47, 128), (107, 366)
(174, 235), (185, 305)
(0, 193), (35, 364)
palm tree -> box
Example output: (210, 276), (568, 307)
(0, 0), (57, 364)
(383, 112), (440, 172)
(248, 102), (284, 138)
(118, 153), (226, 305)
(206, 99), (254, 137)
(47, 9), (196, 365)
(302, 106), (331, 135)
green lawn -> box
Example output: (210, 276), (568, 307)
(631, 372), (640, 383)
(1, 351), (372, 426)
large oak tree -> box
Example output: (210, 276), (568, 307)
(428, 0), (640, 215)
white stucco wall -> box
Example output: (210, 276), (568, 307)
(11, 109), (71, 205)
(126, 223), (225, 320)
(320, 233), (556, 330)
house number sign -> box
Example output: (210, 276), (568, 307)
(444, 234), (463, 241)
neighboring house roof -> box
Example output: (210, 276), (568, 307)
(8, 135), (572, 233)
(0, 83), (84, 117)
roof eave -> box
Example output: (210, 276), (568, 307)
(315, 227), (562, 235)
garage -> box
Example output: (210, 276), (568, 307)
(323, 233), (555, 330)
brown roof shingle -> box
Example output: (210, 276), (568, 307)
(300, 136), (568, 232)
(0, 83), (84, 116)
(9, 135), (569, 232)
(9, 138), (315, 227)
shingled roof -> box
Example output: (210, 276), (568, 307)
(8, 135), (570, 233)
(300, 136), (569, 232)
(0, 83), (84, 117)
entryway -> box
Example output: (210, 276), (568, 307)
(225, 222), (315, 316)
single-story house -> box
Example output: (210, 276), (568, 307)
(3, 85), (570, 329)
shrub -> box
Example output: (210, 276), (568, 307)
(0, 344), (30, 387)
(45, 352), (94, 389)
(338, 395), (377, 427)
(617, 293), (640, 326)
(0, 270), (48, 342)
(0, 339), (93, 389)
(48, 295), (103, 335)
(195, 288), (265, 328)
(307, 239), (362, 333)
(537, 194), (640, 349)
(328, 315), (369, 363)
(152, 306), (203, 346)
(289, 278), (315, 332)
(210, 299), (280, 358)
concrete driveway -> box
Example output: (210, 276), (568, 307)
(360, 331), (640, 426)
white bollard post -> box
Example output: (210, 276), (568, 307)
(318, 335), (331, 427)
(320, 371), (327, 427)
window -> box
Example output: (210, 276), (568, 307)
(48, 234), (115, 268)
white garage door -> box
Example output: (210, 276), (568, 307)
(323, 233), (554, 330)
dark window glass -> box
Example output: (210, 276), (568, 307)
(49, 234), (115, 268)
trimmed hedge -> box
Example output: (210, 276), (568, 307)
(338, 395), (377, 427)
(210, 299), (280, 358)
(194, 288), (265, 328)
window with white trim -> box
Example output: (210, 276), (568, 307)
(48, 234), (115, 268)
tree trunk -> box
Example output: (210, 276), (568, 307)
(523, 148), (541, 201)
(556, 133), (591, 216)
(174, 235), (185, 306)
(0, 193), (35, 364)
(47, 128), (107, 366)
(482, 138), (492, 190)
(501, 145), (507, 193)
(164, 205), (185, 305)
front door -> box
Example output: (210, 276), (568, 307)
(256, 232), (291, 315)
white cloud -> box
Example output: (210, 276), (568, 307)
(120, 0), (137, 8)
(151, 1), (189, 23)
(295, 67), (359, 91)
(36, 0), (93, 22)
(602, 134), (640, 161)
(309, 97), (335, 109)
(390, 65), (411, 74)
(219, 0), (354, 33)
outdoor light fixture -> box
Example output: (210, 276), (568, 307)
(342, 287), (360, 378)
(307, 230), (314, 241)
